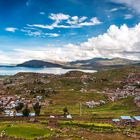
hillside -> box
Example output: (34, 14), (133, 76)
(70, 57), (140, 69)
(1, 66), (140, 95)
(0, 66), (140, 119)
(17, 60), (63, 68)
(17, 58), (140, 70)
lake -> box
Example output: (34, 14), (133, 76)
(0, 66), (97, 75)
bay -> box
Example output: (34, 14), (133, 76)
(0, 66), (97, 75)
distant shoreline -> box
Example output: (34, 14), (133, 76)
(0, 66), (97, 76)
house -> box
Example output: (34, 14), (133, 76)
(85, 100), (100, 108)
(120, 116), (135, 126)
(133, 116), (140, 126)
(112, 119), (120, 125)
(66, 114), (72, 119)
(36, 96), (42, 100)
(16, 113), (23, 117)
(4, 110), (14, 117)
(30, 113), (35, 117)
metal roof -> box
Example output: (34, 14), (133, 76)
(133, 116), (140, 121)
(16, 113), (23, 117)
(120, 116), (132, 120)
(112, 119), (120, 122)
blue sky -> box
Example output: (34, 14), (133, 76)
(0, 0), (140, 64)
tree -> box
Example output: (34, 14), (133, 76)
(63, 107), (69, 117)
(22, 104), (30, 117)
(15, 102), (24, 112)
(33, 102), (41, 116)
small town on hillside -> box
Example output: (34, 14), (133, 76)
(0, 68), (139, 139)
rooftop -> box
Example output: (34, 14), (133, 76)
(120, 116), (132, 120)
(112, 119), (120, 122)
(133, 116), (140, 121)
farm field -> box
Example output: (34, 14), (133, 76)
(0, 121), (136, 140)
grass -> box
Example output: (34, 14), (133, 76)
(58, 120), (116, 133)
(59, 121), (113, 128)
(43, 92), (140, 119)
(0, 120), (137, 140)
(91, 96), (140, 118)
(0, 123), (52, 139)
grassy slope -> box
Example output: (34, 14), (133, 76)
(1, 66), (140, 118)
(0, 123), (51, 139)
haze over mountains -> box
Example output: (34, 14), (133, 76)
(17, 57), (140, 70)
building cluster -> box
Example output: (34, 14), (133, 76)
(105, 73), (140, 103)
(112, 116), (140, 126)
(85, 100), (106, 108)
(134, 96), (140, 107)
(0, 95), (42, 117)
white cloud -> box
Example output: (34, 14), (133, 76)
(110, 8), (119, 12)
(78, 17), (101, 26)
(28, 13), (101, 30)
(79, 16), (87, 22)
(21, 29), (42, 37)
(21, 29), (60, 38)
(45, 33), (60, 37)
(64, 23), (140, 61)
(49, 13), (70, 21)
(110, 0), (140, 13)
(124, 14), (134, 19)
(5, 27), (17, 32)
(1, 23), (140, 64)
(0, 50), (27, 65)
(67, 16), (87, 25)
(109, 7), (126, 12)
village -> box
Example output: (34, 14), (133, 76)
(0, 67), (139, 139)
(102, 72), (140, 105)
(0, 94), (43, 117)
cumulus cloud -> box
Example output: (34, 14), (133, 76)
(28, 13), (101, 30)
(110, 0), (140, 13)
(5, 27), (17, 32)
(1, 23), (140, 64)
(0, 50), (27, 65)
(63, 23), (140, 60)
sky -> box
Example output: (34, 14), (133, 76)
(0, 0), (140, 64)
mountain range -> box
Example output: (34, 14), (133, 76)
(17, 57), (140, 70)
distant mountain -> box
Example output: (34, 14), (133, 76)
(69, 57), (140, 69)
(16, 58), (140, 70)
(17, 60), (63, 68)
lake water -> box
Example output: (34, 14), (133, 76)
(0, 66), (97, 75)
